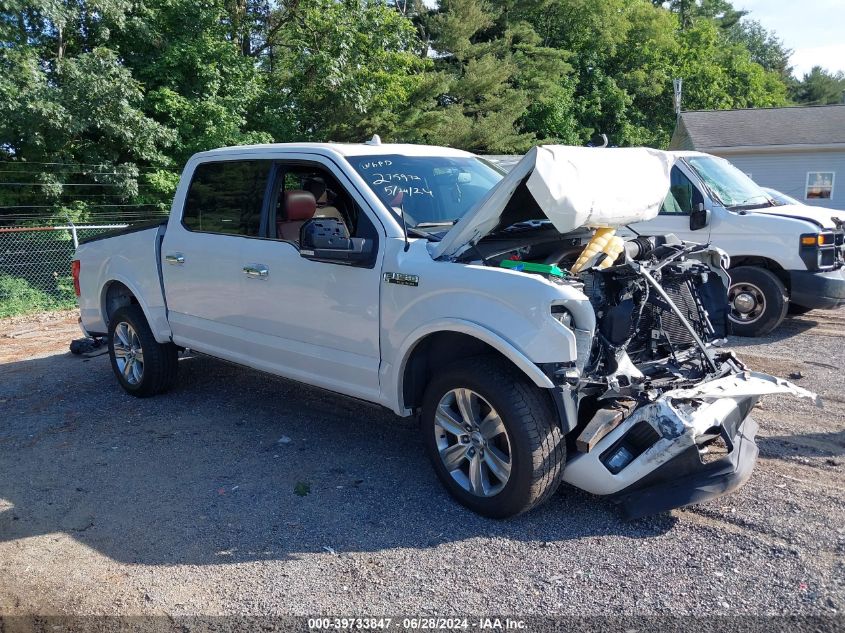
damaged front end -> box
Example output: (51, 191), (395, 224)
(549, 236), (819, 518)
(439, 145), (818, 516)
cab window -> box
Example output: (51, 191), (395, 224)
(182, 160), (271, 236)
(270, 163), (376, 245)
(661, 166), (702, 216)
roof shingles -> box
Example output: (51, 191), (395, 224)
(669, 104), (845, 150)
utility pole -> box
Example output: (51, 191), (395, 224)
(673, 78), (683, 118)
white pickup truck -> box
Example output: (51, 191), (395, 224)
(73, 142), (814, 519)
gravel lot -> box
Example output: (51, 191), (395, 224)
(0, 308), (843, 617)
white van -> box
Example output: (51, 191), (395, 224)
(629, 151), (845, 336)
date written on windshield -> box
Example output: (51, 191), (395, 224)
(382, 184), (433, 198)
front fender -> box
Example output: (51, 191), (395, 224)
(382, 318), (556, 416)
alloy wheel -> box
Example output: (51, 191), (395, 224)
(434, 388), (512, 497)
(113, 321), (144, 385)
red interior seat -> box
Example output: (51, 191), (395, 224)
(277, 190), (316, 241)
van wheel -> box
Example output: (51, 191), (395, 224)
(421, 356), (565, 518)
(108, 305), (179, 397)
(727, 266), (788, 337)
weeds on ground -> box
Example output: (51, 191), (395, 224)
(0, 274), (76, 318)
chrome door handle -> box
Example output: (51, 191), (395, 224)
(243, 264), (269, 278)
(165, 253), (185, 265)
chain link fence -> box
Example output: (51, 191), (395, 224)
(0, 224), (126, 318)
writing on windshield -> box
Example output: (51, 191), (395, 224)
(347, 154), (503, 227)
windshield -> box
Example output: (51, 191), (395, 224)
(686, 156), (772, 209)
(347, 154), (504, 229)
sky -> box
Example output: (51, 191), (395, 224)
(737, 0), (845, 78)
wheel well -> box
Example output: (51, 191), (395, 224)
(103, 281), (139, 324)
(402, 331), (530, 412)
(729, 256), (790, 293)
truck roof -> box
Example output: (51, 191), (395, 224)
(191, 142), (475, 161)
(667, 150), (710, 159)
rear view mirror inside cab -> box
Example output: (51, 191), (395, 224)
(299, 217), (374, 265)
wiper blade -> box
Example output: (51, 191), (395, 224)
(406, 226), (442, 241)
(728, 202), (774, 211)
(413, 220), (458, 229)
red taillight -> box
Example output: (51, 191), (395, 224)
(71, 260), (81, 297)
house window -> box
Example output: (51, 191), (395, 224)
(805, 172), (835, 200)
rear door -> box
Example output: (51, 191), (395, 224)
(630, 165), (710, 242)
(161, 159), (273, 358)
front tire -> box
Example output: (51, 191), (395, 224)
(108, 305), (179, 397)
(727, 266), (788, 337)
(421, 356), (566, 518)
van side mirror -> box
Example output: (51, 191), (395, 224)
(690, 203), (711, 231)
(299, 218), (373, 265)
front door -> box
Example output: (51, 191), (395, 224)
(233, 157), (384, 402)
(629, 165), (710, 243)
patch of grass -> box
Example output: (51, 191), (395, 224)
(293, 481), (311, 497)
(0, 274), (76, 318)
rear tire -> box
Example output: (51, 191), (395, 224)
(108, 305), (179, 397)
(421, 355), (566, 518)
(727, 266), (788, 337)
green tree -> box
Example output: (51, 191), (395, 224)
(258, 0), (431, 143)
(413, 0), (577, 152)
(725, 19), (792, 79)
(0, 0), (174, 217)
(112, 0), (272, 165)
(790, 67), (845, 105)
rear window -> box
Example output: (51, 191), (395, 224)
(183, 160), (271, 236)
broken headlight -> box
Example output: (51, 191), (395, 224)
(551, 305), (574, 329)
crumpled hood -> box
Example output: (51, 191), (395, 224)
(431, 145), (676, 259)
(749, 203), (845, 230)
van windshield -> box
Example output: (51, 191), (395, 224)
(347, 155), (504, 230)
(686, 156), (774, 210)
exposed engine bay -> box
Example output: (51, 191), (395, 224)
(466, 222), (737, 395)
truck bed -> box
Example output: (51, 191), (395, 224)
(74, 221), (172, 343)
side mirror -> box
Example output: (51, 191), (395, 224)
(299, 218), (373, 265)
(690, 203), (711, 231)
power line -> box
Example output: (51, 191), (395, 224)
(0, 161), (177, 171)
(0, 203), (164, 209)
(0, 169), (171, 177)
(0, 182), (158, 187)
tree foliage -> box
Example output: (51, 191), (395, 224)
(0, 0), (808, 218)
(790, 67), (845, 106)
